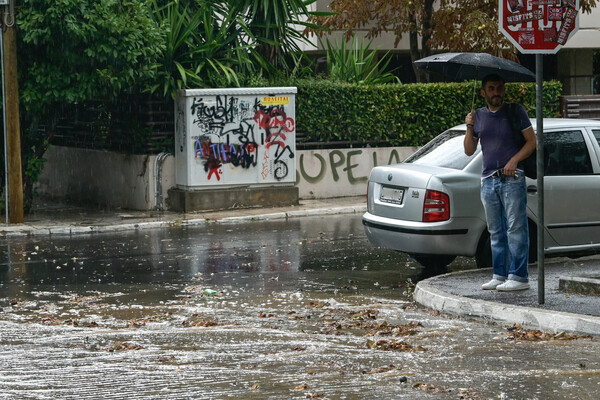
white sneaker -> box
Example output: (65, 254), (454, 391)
(496, 280), (530, 291)
(481, 279), (505, 290)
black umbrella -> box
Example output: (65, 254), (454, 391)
(414, 52), (536, 110)
(414, 52), (535, 82)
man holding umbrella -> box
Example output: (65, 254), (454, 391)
(463, 73), (536, 291)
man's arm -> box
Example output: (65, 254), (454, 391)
(464, 112), (478, 156)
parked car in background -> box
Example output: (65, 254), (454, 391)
(362, 119), (600, 269)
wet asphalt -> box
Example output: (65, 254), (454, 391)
(3, 196), (600, 337)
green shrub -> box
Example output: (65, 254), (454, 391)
(293, 79), (562, 147)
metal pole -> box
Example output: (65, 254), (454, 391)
(3, 4), (23, 224)
(1, 26), (7, 225)
(535, 54), (545, 304)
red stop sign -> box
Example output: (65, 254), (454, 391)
(499, 0), (580, 54)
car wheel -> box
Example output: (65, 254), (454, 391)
(475, 220), (538, 268)
(411, 254), (456, 269)
(475, 231), (492, 268)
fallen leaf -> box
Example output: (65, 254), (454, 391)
(105, 341), (143, 352)
(506, 324), (592, 341)
(305, 301), (330, 309)
(362, 365), (397, 374)
(366, 339), (426, 352)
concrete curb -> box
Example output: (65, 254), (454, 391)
(0, 205), (367, 237)
(414, 270), (600, 337)
(216, 205), (367, 224)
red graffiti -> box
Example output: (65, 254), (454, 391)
(254, 109), (295, 133)
(208, 167), (221, 181)
(266, 132), (287, 150)
(204, 158), (222, 181)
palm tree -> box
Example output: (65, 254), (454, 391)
(149, 0), (256, 97)
(231, 0), (322, 71)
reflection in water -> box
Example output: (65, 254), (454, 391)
(0, 216), (429, 297)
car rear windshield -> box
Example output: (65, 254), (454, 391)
(404, 129), (480, 170)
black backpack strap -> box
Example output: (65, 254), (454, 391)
(506, 102), (525, 147)
(506, 102), (537, 179)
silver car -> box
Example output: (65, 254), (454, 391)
(362, 118), (600, 268)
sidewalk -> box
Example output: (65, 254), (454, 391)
(2, 196), (600, 337)
(414, 260), (600, 337)
(0, 196), (367, 237)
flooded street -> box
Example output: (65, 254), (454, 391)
(1, 215), (599, 399)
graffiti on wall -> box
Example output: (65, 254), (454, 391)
(296, 149), (404, 185)
(189, 95), (295, 182)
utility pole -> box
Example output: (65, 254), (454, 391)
(2, 0), (23, 223)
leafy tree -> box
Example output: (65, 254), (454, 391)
(229, 0), (325, 71)
(310, 0), (597, 82)
(18, 0), (164, 106)
(13, 0), (165, 210)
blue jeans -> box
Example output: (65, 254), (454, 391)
(481, 172), (529, 282)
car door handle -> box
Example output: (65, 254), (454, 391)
(527, 185), (537, 193)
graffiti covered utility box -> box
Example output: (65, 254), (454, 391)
(175, 87), (297, 189)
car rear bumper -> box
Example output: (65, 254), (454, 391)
(362, 212), (485, 256)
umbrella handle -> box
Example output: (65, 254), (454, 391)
(471, 79), (477, 112)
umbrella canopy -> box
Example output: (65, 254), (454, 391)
(414, 52), (535, 82)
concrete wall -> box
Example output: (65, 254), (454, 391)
(295, 147), (417, 198)
(36, 145), (417, 210)
(36, 146), (175, 211)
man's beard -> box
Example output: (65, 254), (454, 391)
(488, 95), (504, 107)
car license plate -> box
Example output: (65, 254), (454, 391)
(380, 186), (404, 205)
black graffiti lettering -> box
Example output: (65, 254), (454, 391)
(191, 96), (254, 137)
(229, 143), (258, 169)
(221, 119), (261, 148)
(191, 96), (236, 122)
(273, 160), (288, 181)
(271, 140), (295, 162)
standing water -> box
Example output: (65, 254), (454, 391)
(0, 215), (599, 399)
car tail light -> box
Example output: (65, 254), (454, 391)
(422, 190), (450, 222)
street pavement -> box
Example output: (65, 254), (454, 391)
(2, 196), (600, 337)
